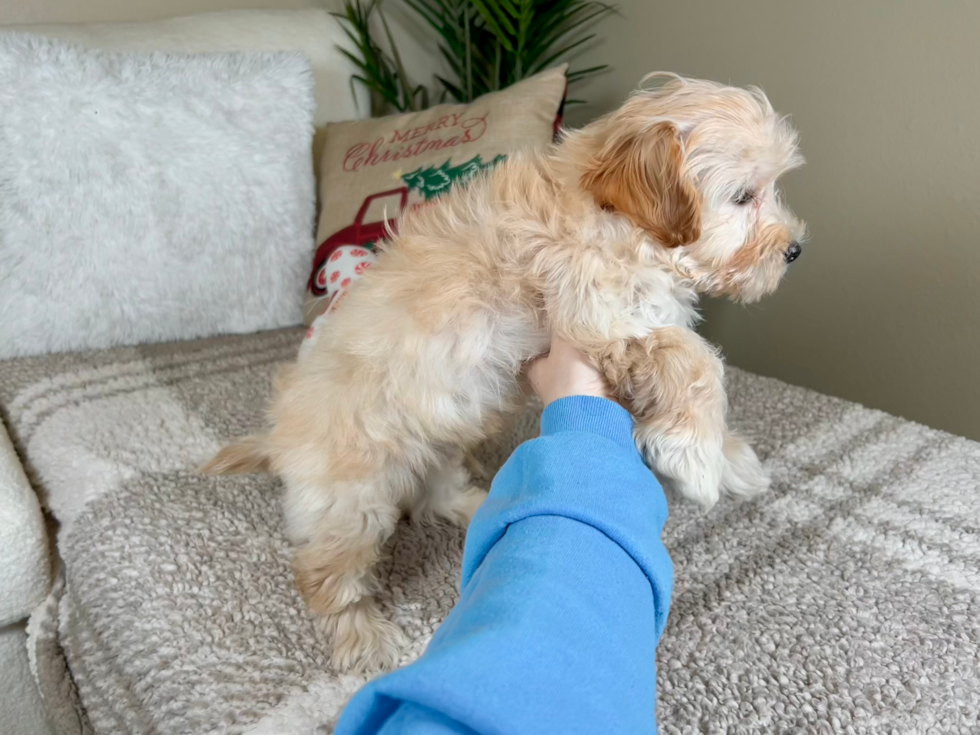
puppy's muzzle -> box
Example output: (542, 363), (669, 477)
(784, 242), (802, 263)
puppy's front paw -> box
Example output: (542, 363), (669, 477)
(636, 426), (724, 510)
(720, 432), (770, 499)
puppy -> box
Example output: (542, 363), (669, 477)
(204, 73), (805, 673)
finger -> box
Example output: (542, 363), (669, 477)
(548, 335), (572, 354)
(548, 336), (586, 366)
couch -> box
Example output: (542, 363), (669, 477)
(2, 10), (980, 735)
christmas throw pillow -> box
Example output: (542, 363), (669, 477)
(302, 65), (568, 326)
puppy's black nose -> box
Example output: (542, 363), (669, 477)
(785, 242), (802, 263)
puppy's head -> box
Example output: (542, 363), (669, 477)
(578, 73), (806, 303)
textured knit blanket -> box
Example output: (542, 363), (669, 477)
(1, 328), (979, 734)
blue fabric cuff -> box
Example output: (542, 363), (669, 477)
(540, 396), (635, 450)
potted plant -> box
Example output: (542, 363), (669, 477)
(333, 0), (616, 115)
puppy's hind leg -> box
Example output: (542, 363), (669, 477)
(413, 450), (488, 529)
(285, 476), (408, 673)
(720, 430), (770, 499)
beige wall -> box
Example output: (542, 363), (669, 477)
(570, 0), (980, 441)
(5, 0), (979, 440)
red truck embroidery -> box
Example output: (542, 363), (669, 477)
(308, 154), (508, 297)
(309, 187), (408, 296)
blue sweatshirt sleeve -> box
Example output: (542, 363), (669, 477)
(334, 396), (674, 735)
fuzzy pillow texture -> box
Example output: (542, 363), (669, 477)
(0, 33), (316, 359)
(3, 9), (370, 169)
(303, 65), (568, 325)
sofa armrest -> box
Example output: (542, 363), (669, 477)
(0, 623), (54, 735)
(0, 417), (51, 626)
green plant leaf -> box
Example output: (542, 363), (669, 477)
(530, 33), (597, 74)
(334, 0), (426, 114)
(377, 0), (418, 110)
(566, 63), (607, 82)
(438, 45), (466, 77)
(401, 0), (442, 26)
(538, 5), (613, 51)
(469, 0), (516, 51)
(436, 74), (465, 102)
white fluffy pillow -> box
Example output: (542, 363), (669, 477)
(0, 33), (316, 358)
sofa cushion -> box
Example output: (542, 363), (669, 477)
(0, 417), (50, 626)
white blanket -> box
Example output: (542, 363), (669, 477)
(2, 328), (979, 734)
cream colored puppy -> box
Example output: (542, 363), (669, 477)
(205, 73), (806, 672)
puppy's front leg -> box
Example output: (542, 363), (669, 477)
(590, 327), (768, 509)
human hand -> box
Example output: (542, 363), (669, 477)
(525, 336), (613, 408)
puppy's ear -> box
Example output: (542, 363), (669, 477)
(581, 121), (700, 247)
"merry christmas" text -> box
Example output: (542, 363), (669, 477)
(343, 112), (489, 172)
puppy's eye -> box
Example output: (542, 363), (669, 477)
(733, 189), (755, 205)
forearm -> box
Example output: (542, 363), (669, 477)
(336, 397), (673, 735)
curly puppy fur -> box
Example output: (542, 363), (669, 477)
(204, 73), (806, 672)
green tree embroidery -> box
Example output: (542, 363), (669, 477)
(401, 154), (507, 201)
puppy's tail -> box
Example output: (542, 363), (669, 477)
(199, 435), (272, 475)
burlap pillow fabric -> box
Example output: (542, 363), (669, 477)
(303, 65), (568, 324)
